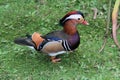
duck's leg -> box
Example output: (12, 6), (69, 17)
(51, 56), (61, 63)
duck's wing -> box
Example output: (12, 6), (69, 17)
(42, 30), (69, 41)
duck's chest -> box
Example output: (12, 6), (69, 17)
(68, 32), (80, 50)
(62, 32), (80, 51)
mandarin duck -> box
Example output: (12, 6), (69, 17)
(14, 11), (89, 63)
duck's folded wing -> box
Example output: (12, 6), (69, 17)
(42, 30), (69, 41)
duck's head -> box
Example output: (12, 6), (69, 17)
(59, 11), (89, 26)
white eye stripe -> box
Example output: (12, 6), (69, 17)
(63, 14), (82, 23)
(66, 14), (82, 20)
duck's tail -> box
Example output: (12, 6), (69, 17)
(14, 32), (45, 50)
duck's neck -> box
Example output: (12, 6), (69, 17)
(63, 20), (78, 35)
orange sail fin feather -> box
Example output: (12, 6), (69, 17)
(32, 32), (45, 49)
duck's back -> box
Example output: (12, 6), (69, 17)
(43, 30), (69, 41)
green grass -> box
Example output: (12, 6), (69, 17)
(0, 0), (120, 80)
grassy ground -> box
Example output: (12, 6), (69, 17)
(0, 0), (120, 80)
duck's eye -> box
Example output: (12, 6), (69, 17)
(78, 18), (80, 20)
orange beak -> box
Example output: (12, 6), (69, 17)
(82, 20), (89, 25)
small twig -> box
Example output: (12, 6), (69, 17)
(99, 36), (107, 53)
(99, 0), (111, 53)
(92, 8), (98, 19)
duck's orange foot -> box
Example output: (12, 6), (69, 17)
(51, 56), (61, 63)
